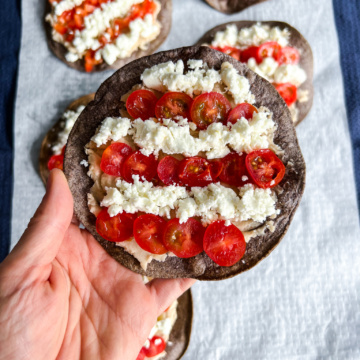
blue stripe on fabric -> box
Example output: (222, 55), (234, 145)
(333, 0), (360, 214)
(0, 0), (21, 261)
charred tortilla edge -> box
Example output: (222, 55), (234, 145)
(204, 0), (268, 14)
(64, 46), (306, 280)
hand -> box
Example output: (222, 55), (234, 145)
(0, 169), (195, 360)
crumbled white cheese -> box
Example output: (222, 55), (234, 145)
(274, 64), (307, 87)
(102, 178), (279, 225)
(53, 0), (84, 16)
(102, 175), (188, 218)
(247, 57), (279, 82)
(220, 62), (254, 104)
(52, 105), (85, 154)
(212, 24), (238, 47)
(94, 107), (276, 159)
(80, 159), (89, 167)
(141, 59), (222, 96)
(91, 117), (132, 146)
(65, 52), (80, 63)
(99, 14), (160, 65)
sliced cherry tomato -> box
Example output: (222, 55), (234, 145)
(275, 46), (300, 65)
(240, 46), (260, 63)
(136, 349), (146, 360)
(245, 149), (285, 188)
(133, 214), (167, 254)
(163, 218), (204, 258)
(126, 89), (158, 120)
(48, 154), (64, 171)
(211, 46), (241, 61)
(210, 159), (223, 179)
(178, 157), (214, 187)
(122, 151), (158, 183)
(100, 143), (133, 177)
(143, 336), (166, 357)
(203, 220), (246, 267)
(219, 152), (252, 187)
(96, 208), (135, 242)
(190, 92), (231, 130)
(257, 41), (281, 63)
(226, 103), (258, 124)
(274, 83), (297, 106)
(155, 92), (193, 120)
(157, 156), (182, 186)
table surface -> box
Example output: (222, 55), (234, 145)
(11, 0), (360, 358)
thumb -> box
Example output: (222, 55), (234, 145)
(4, 169), (73, 271)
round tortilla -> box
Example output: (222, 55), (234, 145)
(44, 0), (172, 72)
(39, 93), (95, 185)
(204, 0), (268, 14)
(64, 46), (306, 280)
(195, 20), (314, 126)
(165, 289), (193, 360)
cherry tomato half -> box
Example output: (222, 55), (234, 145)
(275, 46), (300, 65)
(274, 83), (297, 106)
(157, 156), (182, 186)
(136, 348), (146, 360)
(219, 152), (252, 187)
(190, 92), (231, 130)
(257, 42), (281, 63)
(155, 92), (193, 120)
(203, 220), (246, 267)
(48, 154), (64, 171)
(210, 159), (224, 179)
(122, 151), (158, 183)
(163, 218), (204, 258)
(178, 157), (214, 187)
(96, 208), (135, 242)
(143, 336), (166, 357)
(100, 143), (133, 177)
(240, 46), (260, 63)
(126, 89), (158, 120)
(211, 46), (241, 61)
(245, 149), (285, 188)
(133, 214), (167, 254)
(226, 103), (258, 124)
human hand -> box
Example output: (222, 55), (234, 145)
(0, 169), (195, 360)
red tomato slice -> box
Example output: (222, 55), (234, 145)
(155, 92), (193, 120)
(136, 349), (146, 360)
(190, 92), (231, 130)
(162, 218), (204, 258)
(240, 46), (260, 63)
(219, 152), (252, 187)
(226, 103), (258, 124)
(157, 156), (182, 186)
(96, 208), (135, 242)
(203, 220), (246, 267)
(210, 159), (223, 179)
(126, 89), (158, 120)
(133, 214), (167, 254)
(48, 154), (64, 171)
(143, 336), (166, 357)
(122, 151), (158, 183)
(274, 83), (297, 106)
(211, 46), (241, 61)
(178, 157), (214, 187)
(257, 41), (281, 63)
(275, 46), (300, 65)
(100, 143), (133, 177)
(245, 149), (285, 188)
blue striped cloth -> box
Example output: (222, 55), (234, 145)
(0, 1), (359, 261)
(0, 0), (21, 261)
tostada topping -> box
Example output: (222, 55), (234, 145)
(46, 0), (161, 72)
(84, 60), (285, 270)
(207, 23), (308, 122)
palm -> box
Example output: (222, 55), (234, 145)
(0, 170), (194, 360)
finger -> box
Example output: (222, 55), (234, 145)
(5, 169), (73, 270)
(147, 278), (196, 314)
